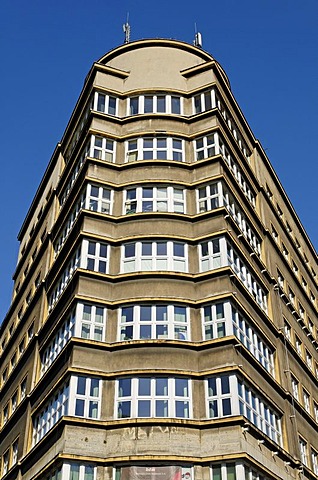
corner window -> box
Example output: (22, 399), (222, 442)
(93, 92), (117, 115)
(124, 186), (185, 214)
(122, 241), (187, 273)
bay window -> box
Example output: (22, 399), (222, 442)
(126, 137), (184, 162)
(128, 94), (182, 115)
(92, 91), (117, 115)
(119, 304), (189, 340)
(122, 240), (187, 273)
(124, 186), (185, 214)
(116, 377), (191, 419)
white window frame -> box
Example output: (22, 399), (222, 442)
(291, 375), (299, 400)
(124, 186), (185, 214)
(75, 302), (106, 341)
(119, 304), (190, 341)
(299, 437), (308, 466)
(122, 241), (188, 273)
(89, 134), (115, 163)
(127, 94), (182, 115)
(70, 376), (101, 419)
(202, 301), (232, 340)
(126, 137), (184, 162)
(81, 239), (109, 274)
(302, 388), (311, 413)
(206, 374), (236, 418)
(312, 448), (318, 475)
(93, 91), (117, 116)
(85, 183), (113, 214)
(199, 237), (226, 272)
(197, 181), (223, 213)
(116, 377), (191, 419)
(193, 90), (216, 114)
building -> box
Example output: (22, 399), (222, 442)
(0, 38), (318, 480)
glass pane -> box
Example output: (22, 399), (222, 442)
(144, 96), (153, 113)
(227, 464), (236, 480)
(140, 306), (151, 321)
(222, 398), (232, 416)
(221, 375), (230, 394)
(212, 465), (221, 480)
(95, 307), (103, 322)
(70, 464), (80, 480)
(138, 378), (151, 395)
(83, 305), (92, 321)
(173, 243), (184, 257)
(122, 306), (133, 322)
(157, 96), (166, 112)
(174, 326), (187, 340)
(94, 326), (103, 341)
(118, 378), (131, 397)
(216, 303), (224, 319)
(100, 244), (107, 257)
(171, 96), (181, 114)
(142, 243), (152, 255)
(121, 326), (133, 340)
(176, 400), (189, 418)
(157, 242), (167, 255)
(156, 399), (168, 416)
(98, 261), (107, 273)
(156, 306), (167, 321)
(84, 465), (94, 480)
(118, 401), (131, 418)
(209, 400), (218, 418)
(156, 378), (168, 396)
(142, 201), (153, 212)
(75, 399), (85, 416)
(88, 242), (96, 255)
(175, 378), (188, 396)
(205, 324), (213, 340)
(81, 323), (90, 339)
(90, 378), (99, 396)
(77, 376), (86, 395)
(108, 97), (116, 115)
(174, 306), (186, 322)
(130, 98), (138, 115)
(217, 322), (226, 338)
(89, 401), (98, 418)
(125, 244), (135, 257)
(208, 377), (216, 396)
(140, 325), (152, 339)
(156, 324), (168, 338)
(138, 400), (151, 417)
(90, 186), (99, 197)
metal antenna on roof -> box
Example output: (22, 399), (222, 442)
(123, 13), (131, 44)
(193, 23), (202, 48)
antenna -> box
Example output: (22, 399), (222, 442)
(193, 23), (202, 48)
(123, 13), (131, 44)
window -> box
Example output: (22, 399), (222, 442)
(10, 352), (17, 369)
(41, 311), (75, 374)
(206, 375), (282, 444)
(277, 204), (283, 218)
(128, 94), (182, 115)
(292, 261), (298, 276)
(301, 276), (308, 290)
(11, 391), (18, 413)
(206, 375), (233, 417)
(277, 269), (284, 289)
(199, 238), (223, 271)
(312, 449), (318, 475)
(314, 401), (318, 423)
(282, 243), (289, 259)
(291, 375), (299, 400)
(2, 450), (9, 476)
(193, 90), (215, 113)
(122, 241), (187, 273)
(3, 403), (9, 424)
(90, 135), (115, 162)
(194, 133), (217, 160)
(93, 91), (117, 115)
(295, 335), (302, 356)
(20, 377), (27, 400)
(86, 184), (112, 214)
(305, 349), (313, 370)
(82, 240), (109, 273)
(117, 377), (191, 419)
(125, 186), (185, 214)
(11, 438), (18, 466)
(299, 437), (308, 466)
(119, 304), (189, 341)
(55, 185), (112, 254)
(203, 302), (228, 340)
(288, 287), (295, 306)
(308, 318), (314, 336)
(74, 376), (101, 419)
(271, 225), (279, 243)
(284, 319), (292, 342)
(238, 379), (282, 444)
(68, 463), (96, 480)
(77, 303), (106, 341)
(126, 137), (184, 162)
(231, 306), (274, 375)
(196, 182), (260, 254)
(302, 388), (311, 413)
(211, 463), (238, 480)
(32, 376), (101, 445)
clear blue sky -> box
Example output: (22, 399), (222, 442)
(0, 0), (317, 321)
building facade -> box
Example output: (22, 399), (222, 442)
(0, 39), (318, 480)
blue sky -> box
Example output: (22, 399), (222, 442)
(0, 0), (317, 321)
